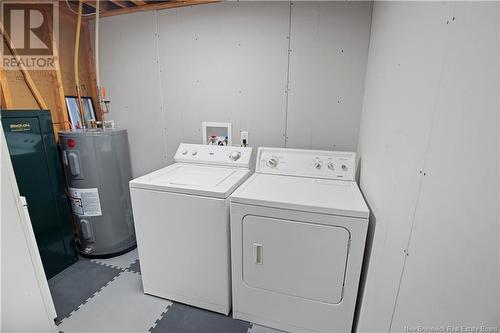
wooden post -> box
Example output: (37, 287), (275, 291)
(82, 21), (101, 120)
(0, 69), (13, 109)
(46, 6), (70, 132)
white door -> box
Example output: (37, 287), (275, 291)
(242, 215), (350, 304)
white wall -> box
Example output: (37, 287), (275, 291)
(156, 2), (290, 162)
(286, 1), (371, 150)
(357, 2), (500, 332)
(97, 11), (166, 177)
(98, 1), (372, 177)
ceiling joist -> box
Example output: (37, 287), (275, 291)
(109, 1), (127, 8)
(81, 0), (220, 19)
(129, 0), (147, 5)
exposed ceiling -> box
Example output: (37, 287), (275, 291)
(67, 0), (220, 18)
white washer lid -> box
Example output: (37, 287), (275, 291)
(130, 163), (252, 198)
(230, 173), (369, 218)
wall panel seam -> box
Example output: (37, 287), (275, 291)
(388, 4), (456, 330)
(283, 0), (292, 148)
(154, 10), (168, 163)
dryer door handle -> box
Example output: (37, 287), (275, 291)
(254, 243), (263, 264)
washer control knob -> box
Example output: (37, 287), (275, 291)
(341, 164), (348, 171)
(191, 150), (197, 156)
(229, 151), (241, 161)
(314, 161), (322, 170)
(267, 157), (278, 168)
(182, 149), (188, 155)
(328, 162), (335, 170)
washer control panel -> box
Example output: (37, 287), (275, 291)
(257, 147), (356, 180)
(174, 143), (253, 168)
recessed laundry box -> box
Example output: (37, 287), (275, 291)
(230, 147), (369, 333)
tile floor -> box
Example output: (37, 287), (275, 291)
(48, 249), (281, 333)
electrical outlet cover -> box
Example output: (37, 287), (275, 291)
(241, 131), (249, 145)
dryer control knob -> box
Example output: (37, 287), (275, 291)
(267, 157), (278, 168)
(328, 162), (335, 171)
(182, 149), (188, 155)
(342, 164), (348, 171)
(230, 151), (241, 161)
(192, 150), (197, 156)
(314, 161), (322, 169)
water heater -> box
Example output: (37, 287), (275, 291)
(59, 128), (136, 257)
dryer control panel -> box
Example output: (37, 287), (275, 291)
(256, 147), (356, 181)
(174, 143), (253, 168)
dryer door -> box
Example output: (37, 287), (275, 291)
(242, 215), (350, 304)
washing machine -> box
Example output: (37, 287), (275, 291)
(230, 147), (369, 332)
(129, 143), (253, 315)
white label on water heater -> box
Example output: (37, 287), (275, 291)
(69, 187), (102, 217)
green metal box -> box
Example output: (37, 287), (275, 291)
(1, 110), (77, 279)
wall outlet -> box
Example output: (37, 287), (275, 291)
(240, 131), (249, 146)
